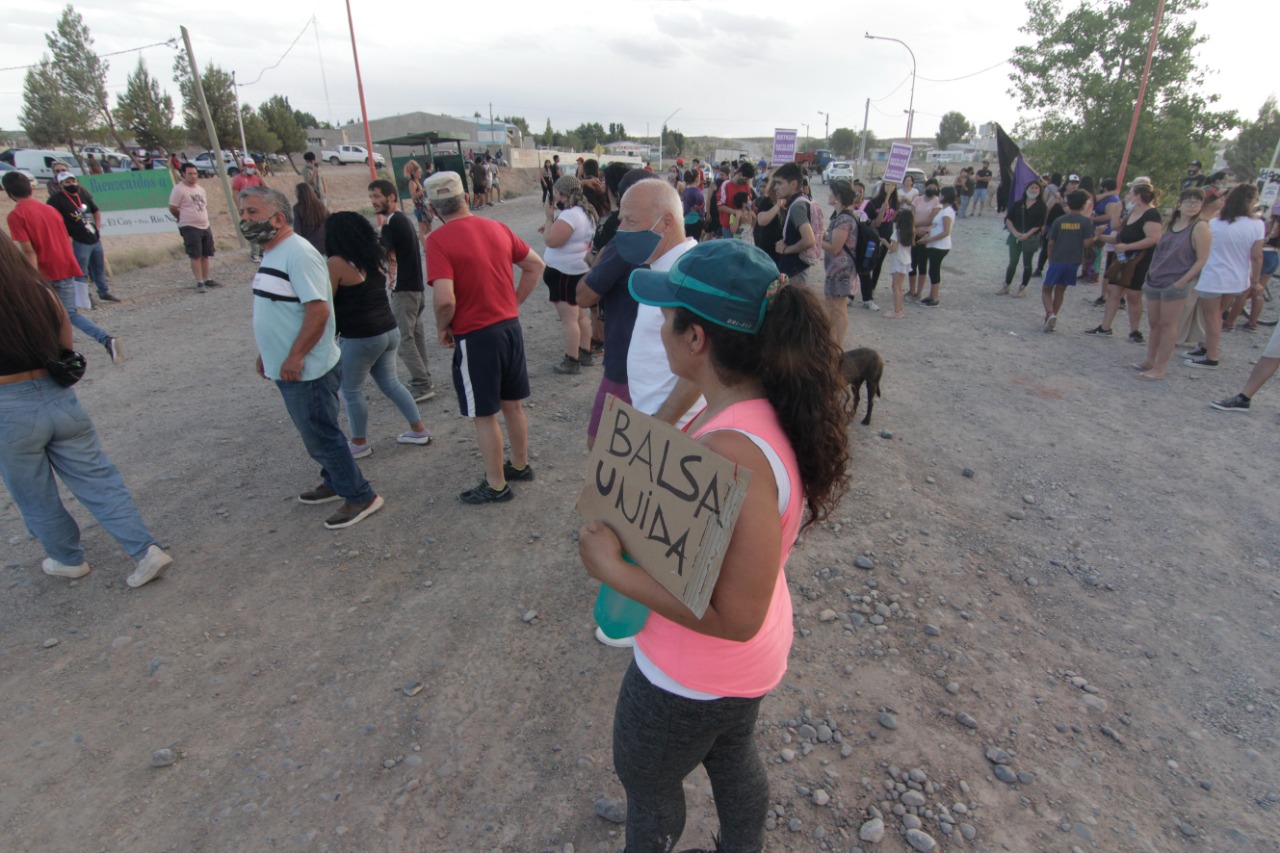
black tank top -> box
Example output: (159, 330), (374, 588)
(333, 264), (396, 339)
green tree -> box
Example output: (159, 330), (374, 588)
(1225, 97), (1280, 183)
(1009, 0), (1236, 191)
(19, 58), (82, 153)
(114, 58), (181, 155)
(662, 126), (685, 158)
(259, 95), (307, 172)
(606, 122), (628, 143)
(173, 51), (239, 149)
(829, 127), (858, 157)
(500, 115), (530, 136)
(572, 122), (606, 149)
(239, 105), (280, 155)
(44, 5), (141, 166)
(539, 117), (554, 147)
(292, 109), (329, 130)
(936, 111), (974, 150)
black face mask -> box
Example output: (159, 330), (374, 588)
(925, 188), (939, 198)
(555, 201), (566, 211)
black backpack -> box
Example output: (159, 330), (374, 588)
(850, 215), (881, 271)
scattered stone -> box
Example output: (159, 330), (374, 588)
(521, 610), (538, 623)
(924, 624), (941, 636)
(1016, 770), (1036, 784)
(1100, 725), (1123, 744)
(383, 758), (396, 769)
(1200, 780), (1213, 791)
(1178, 822), (1197, 838)
(42, 638), (59, 649)
(992, 764), (1017, 784)
(854, 556), (876, 570)
(955, 712), (978, 729)
(812, 788), (830, 806)
(402, 680), (425, 697)
(904, 828), (937, 852)
(1022, 495), (1037, 505)
(903, 814), (922, 830)
(788, 817), (803, 832)
(1081, 694), (1107, 713)
(878, 712), (898, 730)
(593, 797), (626, 824)
(962, 468), (975, 478)
(925, 475), (936, 484)
(901, 790), (926, 807)
(1006, 509), (1026, 521)
(780, 748), (796, 762)
(984, 746), (1012, 765)
(959, 822), (977, 840)
(819, 609), (838, 622)
(840, 743), (854, 758)
(798, 724), (817, 741)
(149, 748), (175, 768)
(816, 724), (833, 742)
(859, 818), (885, 843)
(879, 430), (893, 440)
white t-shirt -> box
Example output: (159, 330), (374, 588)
(890, 226), (912, 266)
(542, 205), (593, 275)
(627, 238), (704, 427)
(900, 187), (920, 203)
(928, 207), (956, 250)
(1196, 216), (1265, 294)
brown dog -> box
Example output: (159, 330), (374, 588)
(840, 348), (883, 425)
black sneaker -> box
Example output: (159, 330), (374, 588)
(553, 355), (580, 375)
(105, 337), (122, 364)
(578, 347), (595, 367)
(1032, 269), (1043, 278)
(459, 480), (512, 504)
(503, 461), (535, 482)
(100, 293), (122, 303)
(1129, 330), (1145, 344)
(324, 495), (384, 529)
(204, 279), (223, 288)
(1183, 357), (1219, 370)
(299, 484), (342, 504)
(1083, 325), (1113, 336)
(1092, 296), (1106, 307)
(1211, 394), (1250, 412)
(1186, 346), (1207, 358)
(919, 298), (940, 307)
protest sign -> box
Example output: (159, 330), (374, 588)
(771, 128), (798, 166)
(81, 170), (176, 235)
(1259, 168), (1280, 214)
(883, 142), (914, 183)
(577, 396), (752, 618)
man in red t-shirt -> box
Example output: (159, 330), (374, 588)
(423, 170), (546, 504)
(3, 171), (121, 363)
(717, 163), (756, 236)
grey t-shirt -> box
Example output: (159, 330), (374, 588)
(1047, 212), (1092, 265)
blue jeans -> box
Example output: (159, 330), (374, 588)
(339, 329), (421, 439)
(0, 378), (158, 565)
(275, 363), (375, 504)
(72, 240), (110, 297)
(51, 277), (110, 346)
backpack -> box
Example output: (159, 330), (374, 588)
(850, 215), (881, 272)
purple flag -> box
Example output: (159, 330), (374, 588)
(1010, 156), (1041, 207)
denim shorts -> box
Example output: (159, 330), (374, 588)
(1262, 249), (1278, 278)
(1142, 283), (1190, 301)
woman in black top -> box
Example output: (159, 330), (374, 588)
(325, 212), (431, 456)
(0, 231), (173, 587)
(1001, 180), (1047, 294)
(293, 183), (329, 255)
(752, 172), (784, 263)
(866, 181), (900, 291)
(1089, 183), (1163, 342)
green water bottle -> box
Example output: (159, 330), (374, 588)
(594, 554), (650, 640)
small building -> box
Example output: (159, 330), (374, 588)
(304, 111), (520, 157)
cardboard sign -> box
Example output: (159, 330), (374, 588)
(577, 396), (752, 618)
(883, 142), (914, 183)
(1258, 168), (1280, 215)
(81, 169), (177, 235)
(772, 128), (798, 166)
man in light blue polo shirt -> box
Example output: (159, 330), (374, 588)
(238, 186), (384, 529)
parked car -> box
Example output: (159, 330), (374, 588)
(190, 150), (241, 178)
(8, 149), (81, 180)
(81, 145), (127, 168)
(320, 144), (385, 167)
(0, 162), (36, 181)
(822, 161), (854, 184)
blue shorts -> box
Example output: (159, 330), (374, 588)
(1043, 262), (1079, 287)
(452, 319), (530, 418)
(1262, 250), (1278, 278)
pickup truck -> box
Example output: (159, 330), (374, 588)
(191, 151), (242, 178)
(81, 145), (127, 168)
(320, 144), (385, 167)
(795, 148), (834, 176)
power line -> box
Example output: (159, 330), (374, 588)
(917, 60), (1009, 83)
(238, 16), (314, 87)
(870, 73), (913, 103)
(0, 38), (177, 73)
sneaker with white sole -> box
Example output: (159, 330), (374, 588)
(1043, 314), (1057, 332)
(595, 626), (636, 648)
(396, 429), (432, 445)
(42, 557), (90, 579)
(127, 545), (173, 588)
(105, 337), (122, 365)
(299, 484), (342, 504)
(863, 300), (880, 311)
(411, 388), (436, 402)
(1183, 357), (1219, 370)
(1211, 393), (1250, 412)
(324, 494), (385, 529)
(349, 442), (372, 459)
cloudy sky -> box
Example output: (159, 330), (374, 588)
(1, 0), (1272, 146)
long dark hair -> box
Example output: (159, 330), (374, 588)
(873, 182), (899, 212)
(893, 208), (916, 247)
(939, 186), (958, 210)
(1219, 183), (1257, 223)
(324, 211), (385, 275)
(294, 182), (328, 232)
(0, 230), (62, 369)
(673, 286), (851, 530)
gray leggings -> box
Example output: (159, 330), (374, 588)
(613, 661), (769, 853)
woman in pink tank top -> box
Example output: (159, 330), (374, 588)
(579, 239), (851, 853)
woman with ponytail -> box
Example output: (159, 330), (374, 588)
(579, 239), (851, 853)
(540, 174), (599, 374)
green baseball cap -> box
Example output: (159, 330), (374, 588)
(628, 240), (783, 335)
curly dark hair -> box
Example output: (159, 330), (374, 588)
(324, 211), (385, 274)
(673, 285), (851, 529)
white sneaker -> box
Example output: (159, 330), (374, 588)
(595, 626), (636, 648)
(127, 545), (173, 588)
(863, 300), (881, 312)
(42, 557), (90, 579)
(1044, 314), (1057, 332)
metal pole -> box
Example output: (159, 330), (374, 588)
(858, 98), (870, 179)
(1115, 0), (1166, 188)
(312, 15), (333, 129)
(232, 71), (250, 163)
(866, 34), (916, 142)
(180, 26), (246, 249)
(343, 0), (379, 184)
(659, 107), (681, 173)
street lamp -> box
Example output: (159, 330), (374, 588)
(866, 32), (916, 142)
(659, 107), (681, 172)
(817, 110), (830, 149)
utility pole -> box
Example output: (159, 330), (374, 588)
(858, 98), (870, 179)
(180, 26), (246, 248)
(312, 15), (333, 129)
(489, 101), (494, 150)
(232, 70), (250, 163)
(343, 0), (379, 184)
(818, 110), (830, 149)
(1115, 0), (1166, 188)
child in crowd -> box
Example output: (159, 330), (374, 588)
(885, 208), (915, 318)
(1041, 190), (1095, 332)
(730, 191), (755, 242)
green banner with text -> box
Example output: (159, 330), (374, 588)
(82, 169), (176, 236)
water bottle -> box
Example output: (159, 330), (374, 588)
(594, 554), (650, 640)
(1117, 251), (1129, 262)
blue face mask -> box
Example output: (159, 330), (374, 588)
(614, 217), (664, 265)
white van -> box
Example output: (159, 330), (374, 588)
(12, 149), (82, 180)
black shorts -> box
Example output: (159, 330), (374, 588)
(452, 319), (530, 418)
(179, 226), (215, 259)
(544, 267), (585, 304)
(909, 243), (929, 275)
